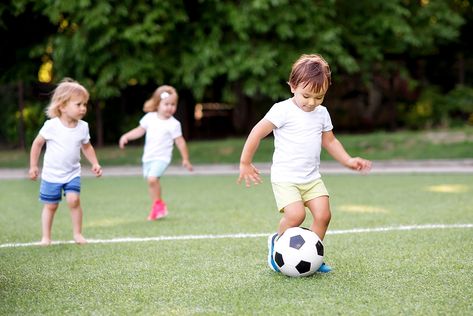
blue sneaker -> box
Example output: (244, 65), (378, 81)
(267, 233), (280, 272)
(317, 262), (332, 273)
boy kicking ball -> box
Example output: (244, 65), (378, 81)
(238, 54), (371, 273)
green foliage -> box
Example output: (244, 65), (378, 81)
(0, 0), (470, 145)
(400, 85), (473, 128)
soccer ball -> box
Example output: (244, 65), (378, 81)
(273, 227), (324, 277)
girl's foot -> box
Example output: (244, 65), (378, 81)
(74, 234), (87, 245)
(147, 200), (161, 221)
(40, 238), (51, 246)
(156, 201), (168, 219)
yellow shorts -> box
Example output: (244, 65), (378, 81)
(271, 179), (329, 212)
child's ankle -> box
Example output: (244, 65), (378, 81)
(40, 238), (51, 246)
(74, 234), (87, 245)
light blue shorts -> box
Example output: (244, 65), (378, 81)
(39, 177), (81, 204)
(143, 160), (169, 178)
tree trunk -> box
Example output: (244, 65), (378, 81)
(17, 80), (26, 150)
(95, 101), (104, 147)
(232, 82), (250, 134)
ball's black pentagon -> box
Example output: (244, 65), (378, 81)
(274, 252), (284, 267)
(289, 235), (305, 249)
(295, 260), (311, 274)
(316, 240), (324, 256)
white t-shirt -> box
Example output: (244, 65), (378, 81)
(139, 113), (182, 163)
(39, 117), (90, 183)
(264, 98), (333, 183)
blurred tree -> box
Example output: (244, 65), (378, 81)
(0, 0), (469, 145)
(0, 1), (56, 148)
(26, 0), (188, 146)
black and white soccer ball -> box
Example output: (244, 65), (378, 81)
(273, 227), (324, 277)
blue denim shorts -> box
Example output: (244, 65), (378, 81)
(39, 177), (81, 204)
(143, 160), (169, 178)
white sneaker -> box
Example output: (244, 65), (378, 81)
(267, 233), (280, 272)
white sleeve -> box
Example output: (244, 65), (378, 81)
(139, 113), (150, 130)
(264, 103), (286, 128)
(38, 120), (53, 140)
(81, 121), (91, 144)
(171, 120), (183, 139)
(322, 107), (333, 132)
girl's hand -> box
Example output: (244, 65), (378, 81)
(182, 159), (193, 171)
(29, 166), (39, 180)
(346, 157), (372, 173)
(91, 164), (103, 177)
(237, 163), (262, 187)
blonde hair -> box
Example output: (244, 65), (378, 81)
(288, 54), (331, 94)
(143, 85), (178, 113)
(46, 78), (89, 118)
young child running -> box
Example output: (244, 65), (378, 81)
(29, 78), (102, 246)
(237, 54), (372, 273)
(119, 85), (193, 221)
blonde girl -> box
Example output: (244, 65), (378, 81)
(29, 78), (102, 246)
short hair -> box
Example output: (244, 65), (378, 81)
(46, 78), (89, 118)
(288, 54), (331, 93)
(143, 85), (178, 112)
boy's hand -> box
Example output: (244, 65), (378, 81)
(91, 164), (103, 177)
(119, 136), (128, 149)
(237, 163), (262, 187)
(29, 166), (39, 180)
(346, 157), (372, 173)
(182, 159), (193, 171)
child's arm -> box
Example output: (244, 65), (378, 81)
(238, 119), (275, 187)
(174, 136), (193, 171)
(29, 135), (46, 180)
(81, 142), (103, 177)
(119, 126), (146, 149)
(322, 131), (372, 172)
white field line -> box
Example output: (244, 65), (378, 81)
(1, 223), (472, 249)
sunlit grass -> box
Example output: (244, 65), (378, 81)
(1, 174), (472, 314)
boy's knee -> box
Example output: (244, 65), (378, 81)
(319, 209), (331, 225)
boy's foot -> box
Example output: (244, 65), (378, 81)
(74, 234), (87, 245)
(317, 262), (332, 273)
(267, 233), (280, 272)
(156, 201), (168, 219)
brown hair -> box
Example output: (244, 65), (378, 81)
(288, 54), (331, 93)
(143, 85), (178, 112)
(46, 78), (89, 118)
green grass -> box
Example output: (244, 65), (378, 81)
(1, 127), (473, 168)
(1, 174), (472, 314)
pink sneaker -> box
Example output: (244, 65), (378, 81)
(147, 200), (161, 221)
(156, 201), (168, 219)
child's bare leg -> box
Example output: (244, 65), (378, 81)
(41, 203), (58, 245)
(147, 176), (162, 201)
(277, 201), (306, 236)
(306, 196), (331, 240)
(66, 193), (86, 244)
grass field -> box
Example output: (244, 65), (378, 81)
(1, 173), (472, 315)
(1, 127), (473, 168)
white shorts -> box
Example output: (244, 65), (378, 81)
(271, 179), (329, 212)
